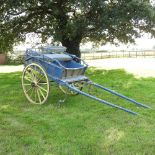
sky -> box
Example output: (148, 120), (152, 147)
(81, 36), (155, 51)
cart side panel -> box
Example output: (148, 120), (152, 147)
(25, 58), (64, 80)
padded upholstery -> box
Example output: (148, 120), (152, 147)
(44, 54), (72, 61)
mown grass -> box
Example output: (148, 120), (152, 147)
(0, 68), (155, 155)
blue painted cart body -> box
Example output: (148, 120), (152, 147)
(23, 46), (150, 115)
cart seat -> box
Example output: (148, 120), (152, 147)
(44, 54), (72, 61)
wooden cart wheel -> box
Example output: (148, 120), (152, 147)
(59, 81), (83, 96)
(22, 63), (50, 104)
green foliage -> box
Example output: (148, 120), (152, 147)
(7, 55), (24, 65)
(0, 70), (155, 154)
(0, 0), (155, 55)
(0, 38), (13, 54)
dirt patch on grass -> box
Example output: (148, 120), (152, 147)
(0, 65), (23, 73)
(86, 58), (155, 78)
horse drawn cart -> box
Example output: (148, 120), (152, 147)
(22, 45), (150, 115)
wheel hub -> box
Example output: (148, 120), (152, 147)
(31, 81), (37, 87)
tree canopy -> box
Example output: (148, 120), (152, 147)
(0, 0), (155, 57)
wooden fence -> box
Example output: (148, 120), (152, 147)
(81, 50), (155, 60)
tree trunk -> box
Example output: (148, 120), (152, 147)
(61, 39), (81, 58)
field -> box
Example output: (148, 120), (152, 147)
(0, 68), (155, 155)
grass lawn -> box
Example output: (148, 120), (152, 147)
(0, 68), (155, 155)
